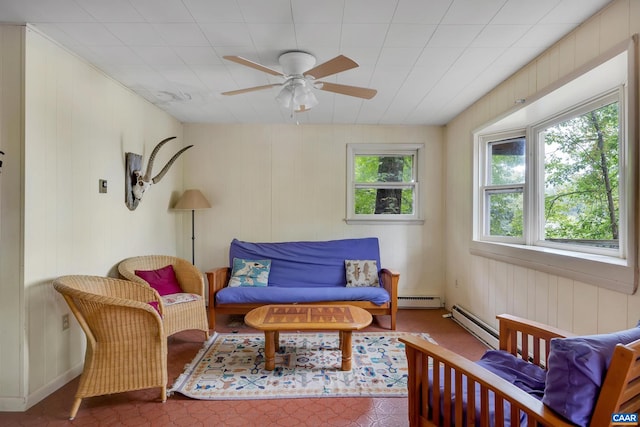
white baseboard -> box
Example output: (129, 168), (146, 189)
(450, 305), (499, 349)
(0, 364), (82, 412)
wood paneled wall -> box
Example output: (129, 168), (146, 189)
(444, 0), (640, 334)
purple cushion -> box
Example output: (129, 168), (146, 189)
(477, 350), (546, 399)
(229, 238), (382, 288)
(215, 286), (390, 306)
(135, 264), (182, 296)
(542, 324), (640, 427)
(431, 363), (530, 426)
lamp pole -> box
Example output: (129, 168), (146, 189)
(190, 209), (195, 264)
(173, 189), (211, 266)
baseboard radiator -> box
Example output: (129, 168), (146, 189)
(398, 296), (443, 309)
(450, 305), (499, 349)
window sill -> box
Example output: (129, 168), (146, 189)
(345, 218), (424, 225)
(469, 240), (636, 294)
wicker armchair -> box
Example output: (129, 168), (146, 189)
(118, 255), (209, 339)
(52, 275), (168, 420)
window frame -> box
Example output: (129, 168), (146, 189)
(531, 90), (624, 257)
(346, 143), (424, 224)
(471, 36), (637, 294)
(478, 131), (528, 245)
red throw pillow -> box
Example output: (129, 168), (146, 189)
(135, 264), (182, 296)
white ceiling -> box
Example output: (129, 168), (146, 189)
(1, 0), (612, 125)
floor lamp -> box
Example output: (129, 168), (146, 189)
(174, 189), (211, 264)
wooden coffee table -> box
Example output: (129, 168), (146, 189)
(244, 304), (373, 371)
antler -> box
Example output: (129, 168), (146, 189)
(142, 136), (193, 183)
(143, 136), (175, 181)
(151, 144), (193, 184)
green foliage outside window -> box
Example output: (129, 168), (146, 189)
(486, 102), (620, 247)
(487, 138), (525, 237)
(354, 155), (414, 214)
(543, 102), (619, 246)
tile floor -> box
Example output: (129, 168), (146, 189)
(0, 308), (488, 427)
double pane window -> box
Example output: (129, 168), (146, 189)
(347, 144), (422, 223)
(479, 91), (622, 255)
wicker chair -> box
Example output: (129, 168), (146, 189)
(118, 255), (209, 339)
(52, 275), (168, 420)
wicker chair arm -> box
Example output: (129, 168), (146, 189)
(172, 261), (205, 296)
(53, 277), (165, 345)
(118, 255), (204, 297)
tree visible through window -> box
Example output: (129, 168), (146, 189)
(473, 45), (636, 293)
(354, 155), (413, 214)
(542, 101), (619, 248)
(486, 137), (525, 238)
(347, 144), (422, 223)
(480, 91), (622, 253)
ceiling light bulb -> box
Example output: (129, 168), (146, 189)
(293, 85), (318, 109)
(276, 85), (294, 109)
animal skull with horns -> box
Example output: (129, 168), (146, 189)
(125, 137), (193, 210)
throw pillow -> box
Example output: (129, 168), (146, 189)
(135, 264), (183, 296)
(228, 258), (271, 287)
(542, 323), (640, 427)
(345, 259), (379, 287)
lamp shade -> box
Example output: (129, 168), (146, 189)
(174, 189), (211, 210)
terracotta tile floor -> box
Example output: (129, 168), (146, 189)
(0, 308), (488, 427)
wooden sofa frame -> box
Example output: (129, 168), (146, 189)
(206, 267), (399, 331)
(400, 314), (640, 427)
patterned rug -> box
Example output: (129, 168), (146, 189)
(169, 331), (435, 400)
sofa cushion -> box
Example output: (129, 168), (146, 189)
(216, 285), (391, 306)
(345, 260), (379, 287)
(161, 293), (200, 306)
(228, 258), (271, 287)
(476, 350), (546, 399)
(135, 264), (182, 296)
(542, 324), (640, 427)
(229, 238), (381, 288)
(428, 351), (546, 426)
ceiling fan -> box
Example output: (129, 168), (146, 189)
(221, 51), (377, 113)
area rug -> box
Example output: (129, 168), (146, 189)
(169, 331), (435, 400)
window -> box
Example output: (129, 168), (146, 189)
(537, 94), (620, 252)
(472, 40), (637, 294)
(482, 135), (526, 240)
(347, 144), (423, 224)
(479, 92), (622, 255)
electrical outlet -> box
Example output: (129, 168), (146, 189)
(62, 314), (70, 330)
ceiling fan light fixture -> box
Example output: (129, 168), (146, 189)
(222, 51), (377, 114)
(293, 84), (318, 109)
(276, 79), (318, 112)
(275, 84), (295, 108)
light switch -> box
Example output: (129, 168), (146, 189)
(99, 179), (107, 193)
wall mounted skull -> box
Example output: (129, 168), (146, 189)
(125, 137), (193, 210)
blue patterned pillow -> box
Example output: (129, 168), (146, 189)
(228, 258), (271, 287)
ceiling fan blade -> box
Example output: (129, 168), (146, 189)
(303, 55), (358, 80)
(223, 56), (285, 77)
(317, 82), (377, 99)
(221, 83), (281, 96)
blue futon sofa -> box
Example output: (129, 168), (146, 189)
(206, 237), (399, 330)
